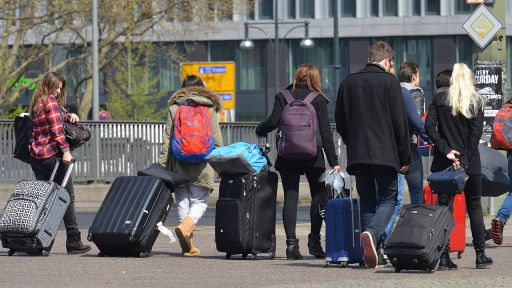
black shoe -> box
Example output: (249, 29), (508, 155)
(491, 218), (505, 245)
(438, 251), (458, 271)
(307, 233), (325, 258)
(484, 228), (492, 242)
(286, 239), (303, 260)
(66, 232), (91, 254)
(475, 249), (493, 269)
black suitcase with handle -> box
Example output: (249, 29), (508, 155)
(384, 204), (455, 273)
(88, 176), (173, 257)
(215, 171), (278, 259)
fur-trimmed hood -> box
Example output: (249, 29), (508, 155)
(167, 86), (222, 112)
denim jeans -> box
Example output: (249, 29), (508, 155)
(496, 152), (512, 224)
(404, 149), (423, 205)
(175, 184), (210, 224)
(379, 174), (405, 247)
(30, 155), (79, 236)
(353, 165), (398, 241)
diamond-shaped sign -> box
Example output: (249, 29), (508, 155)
(462, 4), (503, 49)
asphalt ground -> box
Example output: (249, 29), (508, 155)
(0, 213), (511, 288)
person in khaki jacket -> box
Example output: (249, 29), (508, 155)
(158, 75), (223, 256)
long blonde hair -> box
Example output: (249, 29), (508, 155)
(29, 71), (66, 115)
(447, 63), (483, 118)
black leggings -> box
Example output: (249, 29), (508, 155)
(279, 168), (326, 240)
(438, 174), (485, 250)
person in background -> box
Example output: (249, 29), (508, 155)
(425, 63), (492, 270)
(29, 71), (91, 254)
(256, 64), (340, 260)
(158, 75), (223, 257)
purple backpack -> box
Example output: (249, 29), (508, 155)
(277, 89), (320, 160)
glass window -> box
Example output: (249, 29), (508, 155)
(258, 0), (273, 20)
(152, 44), (185, 93)
(426, 0), (440, 15)
(288, 0), (296, 18)
(383, 0), (398, 16)
(238, 42), (265, 90)
(404, 38), (433, 95)
(412, 0), (421, 16)
(370, 0), (379, 17)
(341, 0), (356, 17)
(507, 37), (512, 91)
(455, 0), (476, 14)
(300, 0), (315, 19)
(455, 35), (475, 69)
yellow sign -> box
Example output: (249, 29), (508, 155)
(471, 14), (495, 38)
(181, 62), (236, 110)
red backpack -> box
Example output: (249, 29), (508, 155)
(171, 103), (214, 163)
(491, 100), (512, 150)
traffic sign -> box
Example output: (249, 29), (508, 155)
(462, 4), (503, 49)
(181, 62), (236, 110)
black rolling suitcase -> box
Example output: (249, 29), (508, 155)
(215, 171), (278, 259)
(88, 175), (173, 257)
(0, 161), (73, 256)
(384, 204), (455, 273)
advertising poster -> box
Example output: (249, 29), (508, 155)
(474, 65), (503, 133)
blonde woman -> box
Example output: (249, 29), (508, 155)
(425, 63), (492, 270)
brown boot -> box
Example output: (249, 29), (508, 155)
(183, 233), (200, 257)
(175, 216), (195, 253)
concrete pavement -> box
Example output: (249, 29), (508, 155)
(0, 217), (510, 288)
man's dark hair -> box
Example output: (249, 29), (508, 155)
(181, 75), (205, 88)
(436, 69), (452, 89)
(398, 62), (419, 83)
(368, 41), (393, 63)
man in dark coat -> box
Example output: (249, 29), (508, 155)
(335, 41), (410, 268)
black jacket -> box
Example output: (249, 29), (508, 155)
(335, 64), (410, 174)
(255, 83), (338, 171)
(425, 88), (484, 175)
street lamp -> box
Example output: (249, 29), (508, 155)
(240, 21), (314, 50)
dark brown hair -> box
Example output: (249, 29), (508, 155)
(292, 64), (323, 95)
(436, 69), (452, 89)
(181, 75), (205, 88)
(368, 41), (393, 63)
(398, 62), (419, 83)
(29, 71), (66, 115)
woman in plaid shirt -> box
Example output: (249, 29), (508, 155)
(28, 71), (90, 254)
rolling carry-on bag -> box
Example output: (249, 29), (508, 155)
(215, 171), (278, 259)
(0, 161), (73, 256)
(384, 204), (455, 273)
(324, 174), (364, 268)
(88, 175), (173, 257)
(423, 184), (466, 258)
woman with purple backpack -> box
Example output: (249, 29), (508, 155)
(256, 64), (340, 260)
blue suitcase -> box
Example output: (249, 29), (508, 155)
(324, 197), (364, 268)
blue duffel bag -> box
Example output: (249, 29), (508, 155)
(427, 167), (468, 196)
(206, 142), (269, 175)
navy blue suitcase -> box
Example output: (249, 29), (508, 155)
(324, 197), (364, 268)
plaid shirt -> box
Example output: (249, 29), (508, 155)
(30, 96), (70, 159)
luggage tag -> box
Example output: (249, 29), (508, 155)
(156, 222), (176, 244)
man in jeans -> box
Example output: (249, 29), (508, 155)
(490, 153), (512, 245)
(398, 62), (427, 204)
(335, 41), (410, 268)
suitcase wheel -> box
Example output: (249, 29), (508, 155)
(225, 253), (231, 260)
(359, 261), (365, 267)
(139, 252), (150, 258)
(394, 267), (401, 273)
(268, 250), (275, 260)
(41, 250), (50, 257)
(457, 252), (463, 259)
(242, 253), (248, 260)
(8, 249), (15, 256)
(98, 251), (107, 257)
(425, 268), (434, 273)
(340, 262), (348, 268)
(324, 261), (331, 268)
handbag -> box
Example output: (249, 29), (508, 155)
(427, 167), (468, 196)
(64, 122), (91, 150)
(13, 114), (33, 164)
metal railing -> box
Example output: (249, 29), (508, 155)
(0, 120), (348, 183)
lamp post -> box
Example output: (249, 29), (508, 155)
(240, 20), (314, 115)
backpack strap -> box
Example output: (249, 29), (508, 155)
(303, 91), (320, 104)
(280, 89), (295, 104)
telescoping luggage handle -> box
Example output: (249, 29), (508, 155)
(49, 159), (75, 187)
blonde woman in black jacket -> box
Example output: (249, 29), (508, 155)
(425, 63), (492, 270)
